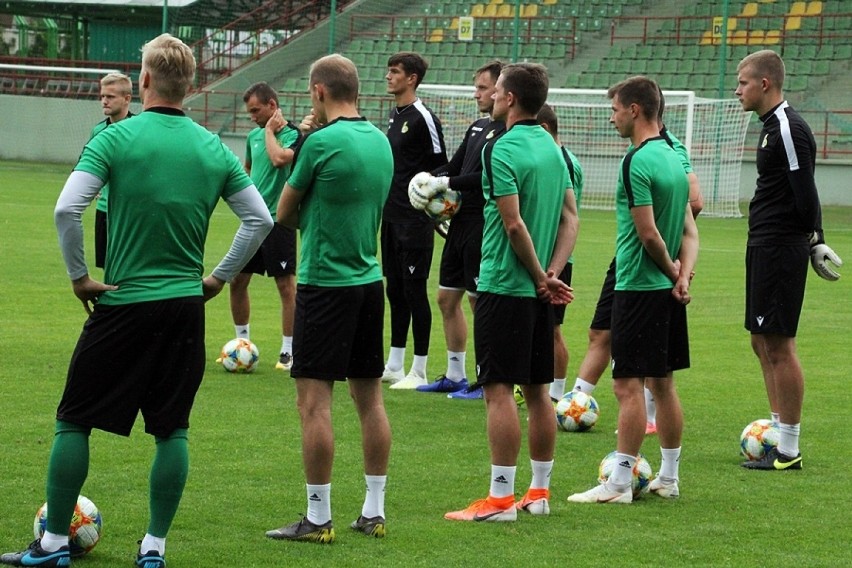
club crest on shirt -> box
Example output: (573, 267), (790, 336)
(761, 135), (768, 148)
(402, 121), (409, 133)
(486, 130), (496, 139)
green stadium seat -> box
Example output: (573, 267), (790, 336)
(668, 45), (685, 59)
(679, 60), (695, 74)
(835, 45), (852, 59)
(811, 60), (830, 75)
(646, 60), (663, 74)
(636, 45), (653, 59)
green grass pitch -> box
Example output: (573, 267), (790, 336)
(1, 160), (850, 566)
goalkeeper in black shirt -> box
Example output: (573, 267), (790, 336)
(735, 49), (842, 471)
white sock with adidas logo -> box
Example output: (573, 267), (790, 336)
(489, 465), (516, 499)
(306, 483), (331, 525)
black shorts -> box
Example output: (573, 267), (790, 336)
(553, 263), (573, 325)
(474, 292), (554, 385)
(439, 217), (483, 293)
(57, 297), (206, 438)
(745, 244), (808, 337)
(95, 209), (107, 269)
(241, 222), (297, 277)
(589, 258), (616, 330)
(291, 281), (385, 381)
(611, 289), (690, 379)
(381, 220), (434, 280)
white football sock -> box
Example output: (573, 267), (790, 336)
(411, 355), (427, 376)
(573, 377), (596, 394)
(235, 324), (250, 339)
(39, 532), (69, 553)
(489, 465), (516, 499)
(446, 351), (466, 381)
(140, 534), (165, 555)
(281, 335), (293, 355)
(770, 411), (780, 425)
(361, 475), (387, 519)
(529, 459), (553, 490)
(659, 446), (681, 481)
(306, 483), (332, 525)
(549, 378), (566, 401)
(777, 422), (801, 457)
(386, 347), (405, 371)
(607, 453), (635, 492)
(644, 386), (656, 425)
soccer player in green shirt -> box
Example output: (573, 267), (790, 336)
(90, 72), (134, 270)
(537, 102), (584, 403)
(0, 34), (273, 568)
(265, 54), (394, 543)
(568, 76), (696, 504)
(445, 63), (578, 522)
(222, 82), (301, 371)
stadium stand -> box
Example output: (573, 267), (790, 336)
(1, 0), (849, 157)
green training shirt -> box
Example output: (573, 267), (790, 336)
(245, 122), (300, 216)
(479, 120), (570, 298)
(75, 108), (253, 305)
(614, 137), (688, 291)
(561, 145), (583, 265)
(89, 113), (134, 213)
(287, 117), (393, 287)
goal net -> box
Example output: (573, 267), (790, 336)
(418, 86), (751, 218)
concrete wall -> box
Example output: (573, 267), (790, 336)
(2, 93), (849, 208)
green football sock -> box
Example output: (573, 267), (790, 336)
(148, 429), (189, 538)
(45, 421), (91, 535)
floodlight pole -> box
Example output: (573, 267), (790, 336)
(162, 1), (168, 34)
(328, 0), (338, 54)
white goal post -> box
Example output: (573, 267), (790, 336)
(418, 85), (751, 218)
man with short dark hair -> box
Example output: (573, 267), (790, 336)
(568, 76), (695, 504)
(221, 81), (300, 371)
(408, 59), (506, 398)
(445, 63), (577, 522)
(381, 52), (448, 389)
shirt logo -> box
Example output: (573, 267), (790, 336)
(486, 130), (495, 139)
(761, 135), (768, 148)
(401, 121), (409, 134)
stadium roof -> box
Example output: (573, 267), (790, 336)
(0, 1), (277, 26)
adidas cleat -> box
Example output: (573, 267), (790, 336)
(350, 515), (386, 538)
(448, 384), (484, 399)
(416, 376), (468, 393)
(741, 447), (802, 470)
(265, 517), (335, 543)
(0, 540), (71, 567)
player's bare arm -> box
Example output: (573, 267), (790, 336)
(495, 194), (571, 303)
(673, 202), (699, 304)
(630, 204), (678, 282)
(546, 186), (579, 279)
(264, 111), (296, 169)
(277, 182), (304, 229)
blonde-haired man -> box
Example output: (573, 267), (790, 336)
(92, 72), (133, 269)
(0, 34), (272, 567)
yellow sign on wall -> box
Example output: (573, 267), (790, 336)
(458, 16), (473, 41)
